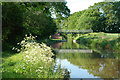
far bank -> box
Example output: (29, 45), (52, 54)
(75, 32), (120, 53)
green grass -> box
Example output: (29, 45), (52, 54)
(2, 51), (66, 78)
(76, 32), (120, 53)
(2, 35), (67, 78)
(2, 51), (16, 58)
(2, 53), (24, 78)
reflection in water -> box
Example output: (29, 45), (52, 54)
(51, 42), (62, 49)
(55, 49), (93, 53)
(51, 38), (83, 49)
(51, 39), (119, 78)
(56, 58), (99, 78)
(56, 53), (119, 78)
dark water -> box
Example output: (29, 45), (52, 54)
(50, 39), (120, 79)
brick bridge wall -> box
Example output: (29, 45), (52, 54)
(51, 33), (62, 39)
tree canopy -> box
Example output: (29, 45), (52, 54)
(2, 2), (70, 50)
(62, 1), (120, 33)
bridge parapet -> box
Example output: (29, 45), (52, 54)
(57, 30), (93, 33)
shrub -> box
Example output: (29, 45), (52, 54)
(9, 34), (65, 78)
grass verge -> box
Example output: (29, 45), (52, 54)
(76, 32), (120, 53)
(2, 35), (68, 78)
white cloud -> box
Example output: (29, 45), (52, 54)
(66, 0), (104, 14)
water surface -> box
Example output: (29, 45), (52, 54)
(50, 39), (119, 79)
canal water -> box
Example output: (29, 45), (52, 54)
(50, 39), (119, 79)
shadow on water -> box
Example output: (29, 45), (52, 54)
(50, 38), (120, 79)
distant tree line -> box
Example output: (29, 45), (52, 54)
(2, 2), (70, 51)
(62, 1), (120, 33)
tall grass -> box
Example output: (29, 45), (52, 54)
(2, 34), (67, 78)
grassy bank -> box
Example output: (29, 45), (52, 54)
(2, 35), (67, 78)
(76, 32), (120, 53)
(38, 38), (65, 46)
(2, 52), (64, 78)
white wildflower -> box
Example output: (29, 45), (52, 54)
(25, 34), (27, 37)
(17, 49), (20, 52)
(26, 55), (29, 58)
(21, 40), (25, 44)
(39, 67), (43, 69)
(12, 47), (15, 50)
(25, 51), (28, 53)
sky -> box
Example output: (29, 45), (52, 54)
(66, 0), (104, 14)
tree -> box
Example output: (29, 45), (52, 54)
(62, 1), (120, 33)
(23, 12), (57, 39)
(2, 2), (70, 51)
(2, 3), (25, 45)
(76, 9), (102, 31)
(62, 9), (102, 31)
(62, 10), (86, 30)
(89, 1), (120, 32)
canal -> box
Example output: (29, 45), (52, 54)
(50, 38), (119, 79)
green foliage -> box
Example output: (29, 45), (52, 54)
(2, 35), (66, 78)
(90, 2), (120, 32)
(62, 10), (85, 30)
(2, 2), (70, 51)
(2, 3), (25, 44)
(23, 12), (56, 39)
(62, 1), (120, 33)
(62, 8), (102, 31)
(76, 33), (120, 52)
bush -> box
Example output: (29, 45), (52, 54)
(2, 34), (66, 78)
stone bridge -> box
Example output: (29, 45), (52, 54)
(57, 30), (93, 34)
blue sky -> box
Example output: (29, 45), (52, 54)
(66, 0), (104, 14)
